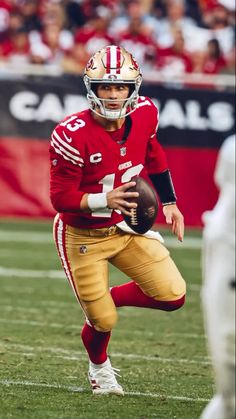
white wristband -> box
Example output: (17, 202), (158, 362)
(87, 193), (108, 211)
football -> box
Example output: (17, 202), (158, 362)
(123, 175), (158, 234)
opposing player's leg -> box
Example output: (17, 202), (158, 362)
(200, 395), (226, 419)
(110, 234), (186, 309)
(201, 238), (235, 419)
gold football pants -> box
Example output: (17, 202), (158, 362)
(54, 216), (186, 332)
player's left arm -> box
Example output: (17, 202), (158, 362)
(149, 163), (185, 242)
(144, 101), (184, 241)
(162, 203), (184, 242)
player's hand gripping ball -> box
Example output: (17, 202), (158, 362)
(123, 176), (158, 234)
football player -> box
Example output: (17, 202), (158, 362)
(50, 45), (186, 395)
(201, 134), (235, 419)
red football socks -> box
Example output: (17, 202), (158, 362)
(81, 283), (185, 364)
(110, 281), (185, 311)
(81, 322), (111, 364)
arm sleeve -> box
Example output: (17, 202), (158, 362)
(145, 137), (177, 204)
(149, 170), (177, 204)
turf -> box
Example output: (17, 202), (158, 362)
(0, 219), (213, 419)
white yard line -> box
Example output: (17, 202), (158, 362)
(5, 350), (211, 365)
(0, 229), (202, 249)
(0, 248), (202, 271)
(0, 299), (73, 308)
(0, 230), (53, 244)
(1, 305), (45, 314)
(1, 304), (76, 315)
(0, 379), (210, 402)
(0, 266), (202, 292)
(0, 307), (205, 339)
(0, 266), (65, 279)
(0, 318), (80, 329)
(0, 342), (210, 365)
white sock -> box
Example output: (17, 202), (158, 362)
(90, 358), (110, 368)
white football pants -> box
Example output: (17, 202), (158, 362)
(200, 235), (235, 419)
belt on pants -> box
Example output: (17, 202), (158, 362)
(68, 225), (121, 237)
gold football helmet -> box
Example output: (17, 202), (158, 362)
(83, 45), (142, 120)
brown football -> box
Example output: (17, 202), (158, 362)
(123, 175), (158, 234)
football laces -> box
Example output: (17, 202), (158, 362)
(130, 208), (138, 226)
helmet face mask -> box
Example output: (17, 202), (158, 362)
(83, 45), (142, 120)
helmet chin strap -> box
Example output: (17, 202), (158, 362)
(87, 89), (139, 120)
(100, 107), (127, 120)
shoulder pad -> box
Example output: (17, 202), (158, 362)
(136, 96), (159, 137)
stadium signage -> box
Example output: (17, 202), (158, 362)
(8, 91), (234, 134)
(153, 99), (234, 132)
(9, 91), (88, 122)
(0, 76), (234, 147)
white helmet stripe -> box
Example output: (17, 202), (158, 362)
(110, 45), (117, 69)
(106, 45), (118, 75)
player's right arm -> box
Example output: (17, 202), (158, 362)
(80, 184), (139, 216)
(50, 122), (138, 216)
(50, 121), (87, 213)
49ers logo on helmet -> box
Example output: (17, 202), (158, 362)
(107, 74), (118, 80)
(86, 57), (96, 70)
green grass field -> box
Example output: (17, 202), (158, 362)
(0, 219), (213, 419)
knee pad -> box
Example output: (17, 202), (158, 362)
(93, 310), (118, 332)
(136, 254), (186, 302)
(82, 292), (118, 332)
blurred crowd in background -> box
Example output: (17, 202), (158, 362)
(0, 0), (235, 77)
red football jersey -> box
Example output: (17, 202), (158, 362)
(49, 96), (168, 228)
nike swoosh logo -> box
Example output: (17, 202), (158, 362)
(63, 131), (72, 143)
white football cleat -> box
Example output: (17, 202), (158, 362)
(88, 358), (124, 396)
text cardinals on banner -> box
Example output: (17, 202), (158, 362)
(0, 75), (234, 146)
